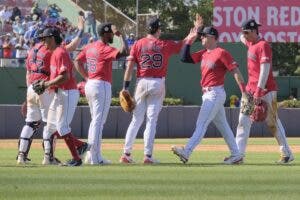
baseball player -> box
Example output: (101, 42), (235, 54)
(119, 17), (190, 164)
(235, 19), (294, 164)
(172, 15), (246, 164)
(16, 37), (55, 164)
(35, 26), (86, 166)
(74, 23), (128, 165)
(17, 17), (88, 165)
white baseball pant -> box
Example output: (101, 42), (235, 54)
(85, 79), (111, 164)
(236, 91), (293, 157)
(43, 89), (79, 154)
(19, 85), (54, 154)
(185, 85), (240, 158)
(124, 77), (165, 156)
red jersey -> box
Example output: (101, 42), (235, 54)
(191, 47), (238, 87)
(76, 41), (119, 83)
(245, 39), (277, 93)
(26, 42), (52, 84)
(128, 36), (183, 78)
(50, 46), (77, 90)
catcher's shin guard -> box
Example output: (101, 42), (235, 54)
(16, 121), (40, 161)
(42, 133), (57, 159)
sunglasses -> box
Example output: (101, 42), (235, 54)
(242, 30), (252, 35)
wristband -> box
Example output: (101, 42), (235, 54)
(123, 81), (130, 90)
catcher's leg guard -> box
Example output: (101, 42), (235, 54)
(17, 121), (41, 162)
(42, 133), (60, 165)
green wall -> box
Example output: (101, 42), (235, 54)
(0, 43), (298, 105)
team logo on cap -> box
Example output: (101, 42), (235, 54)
(104, 26), (109, 31)
(250, 22), (255, 26)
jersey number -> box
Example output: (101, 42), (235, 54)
(141, 53), (162, 68)
(87, 58), (97, 73)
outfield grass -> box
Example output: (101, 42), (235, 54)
(0, 138), (299, 200)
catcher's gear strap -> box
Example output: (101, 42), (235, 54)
(26, 121), (41, 131)
(17, 137), (32, 159)
(32, 43), (44, 63)
(29, 69), (50, 76)
(43, 138), (54, 157)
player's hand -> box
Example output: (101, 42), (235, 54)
(253, 96), (262, 105)
(77, 16), (85, 30)
(194, 13), (204, 29)
(187, 27), (198, 44)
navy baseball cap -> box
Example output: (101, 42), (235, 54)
(97, 23), (113, 35)
(198, 26), (219, 39)
(39, 27), (61, 38)
(241, 19), (261, 31)
(148, 18), (161, 31)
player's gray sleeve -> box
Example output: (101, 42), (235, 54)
(257, 63), (270, 89)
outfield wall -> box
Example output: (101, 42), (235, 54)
(0, 105), (299, 139)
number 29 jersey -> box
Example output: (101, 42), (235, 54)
(127, 36), (183, 78)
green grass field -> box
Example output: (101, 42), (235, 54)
(0, 138), (299, 200)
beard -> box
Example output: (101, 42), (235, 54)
(108, 38), (113, 44)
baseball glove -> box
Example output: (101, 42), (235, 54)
(119, 90), (136, 112)
(240, 93), (254, 115)
(32, 79), (46, 95)
(250, 100), (268, 122)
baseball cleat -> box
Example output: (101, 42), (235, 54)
(17, 153), (27, 165)
(171, 146), (189, 164)
(77, 142), (89, 158)
(65, 159), (82, 166)
(99, 158), (112, 165)
(143, 156), (160, 164)
(42, 155), (62, 165)
(223, 155), (243, 165)
(276, 154), (294, 164)
(119, 154), (135, 164)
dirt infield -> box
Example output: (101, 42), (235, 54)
(1, 139), (300, 152)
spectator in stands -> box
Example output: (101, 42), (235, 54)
(30, 2), (42, 19)
(2, 36), (13, 58)
(48, 3), (61, 18)
(15, 36), (29, 65)
(84, 6), (97, 39)
(126, 33), (135, 50)
(12, 16), (25, 36)
(10, 6), (22, 22)
(0, 6), (12, 31)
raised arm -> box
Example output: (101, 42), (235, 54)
(111, 25), (129, 59)
(65, 16), (85, 52)
(180, 27), (198, 63)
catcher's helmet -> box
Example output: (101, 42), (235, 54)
(39, 27), (63, 44)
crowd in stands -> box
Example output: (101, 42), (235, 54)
(0, 2), (136, 67)
(0, 3), (96, 62)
